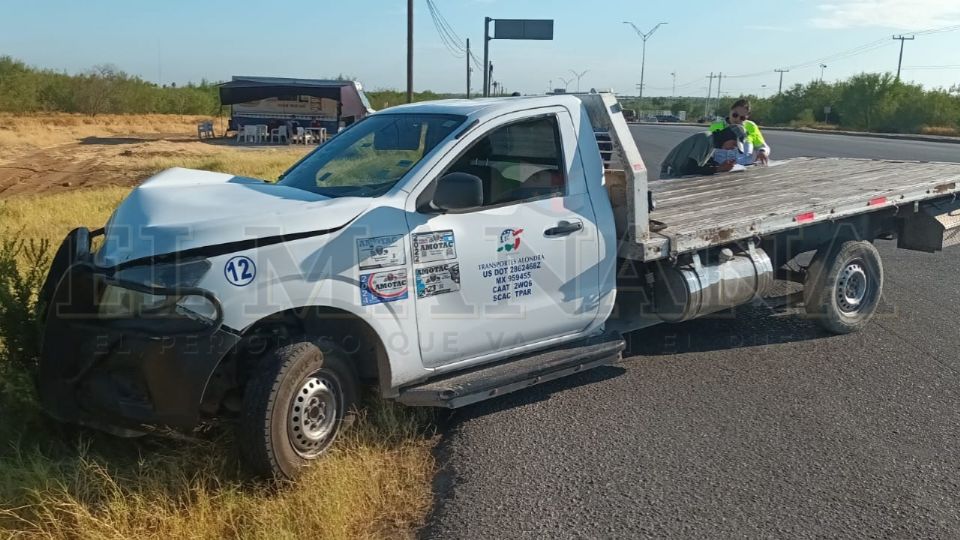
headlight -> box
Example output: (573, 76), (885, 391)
(98, 259), (218, 324)
(113, 258), (212, 289)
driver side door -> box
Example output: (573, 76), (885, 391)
(405, 108), (602, 369)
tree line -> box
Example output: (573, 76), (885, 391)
(4, 55), (958, 134)
(0, 56), (222, 116)
(0, 56), (443, 117)
(625, 73), (960, 134)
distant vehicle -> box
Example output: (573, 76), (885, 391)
(622, 109), (637, 121)
(655, 114), (681, 123)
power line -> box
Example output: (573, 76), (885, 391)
(425, 0), (483, 69)
(426, 0), (464, 58)
(902, 64), (960, 70)
(725, 23), (960, 80)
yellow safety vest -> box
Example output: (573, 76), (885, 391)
(710, 118), (767, 149)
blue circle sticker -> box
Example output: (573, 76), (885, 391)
(224, 255), (256, 287)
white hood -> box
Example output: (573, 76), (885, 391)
(97, 168), (370, 266)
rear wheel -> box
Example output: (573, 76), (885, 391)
(803, 240), (883, 334)
(239, 339), (358, 479)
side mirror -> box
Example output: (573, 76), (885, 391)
(429, 173), (483, 212)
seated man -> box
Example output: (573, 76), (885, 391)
(710, 98), (770, 164)
(659, 125), (746, 179)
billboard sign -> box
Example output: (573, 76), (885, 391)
(493, 19), (554, 40)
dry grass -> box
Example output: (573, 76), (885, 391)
(0, 113), (218, 155)
(0, 394), (437, 539)
(920, 125), (960, 137)
(132, 146), (309, 181)
(0, 187), (128, 244)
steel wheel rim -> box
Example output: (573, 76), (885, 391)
(836, 260), (868, 314)
(288, 374), (339, 458)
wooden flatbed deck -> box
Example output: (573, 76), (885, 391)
(647, 157), (960, 256)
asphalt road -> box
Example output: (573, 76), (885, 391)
(423, 128), (960, 539)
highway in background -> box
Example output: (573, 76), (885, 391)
(424, 128), (960, 539)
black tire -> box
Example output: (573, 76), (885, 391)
(239, 339), (358, 480)
(803, 240), (883, 335)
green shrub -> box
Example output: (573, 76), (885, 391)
(0, 236), (51, 375)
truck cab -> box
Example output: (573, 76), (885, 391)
(39, 95), (622, 478)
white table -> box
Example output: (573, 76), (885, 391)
(304, 127), (327, 144)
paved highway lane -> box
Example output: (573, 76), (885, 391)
(633, 124), (960, 180)
(423, 129), (960, 539)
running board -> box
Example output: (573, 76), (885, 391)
(398, 332), (625, 409)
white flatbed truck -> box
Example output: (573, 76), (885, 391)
(38, 93), (960, 478)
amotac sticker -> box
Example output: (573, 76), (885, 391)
(359, 269), (409, 306)
(416, 263), (461, 299)
(357, 234), (406, 270)
(413, 230), (457, 264)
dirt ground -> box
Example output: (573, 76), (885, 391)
(1, 135), (310, 198)
(0, 114), (312, 198)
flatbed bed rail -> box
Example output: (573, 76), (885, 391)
(648, 157), (960, 257)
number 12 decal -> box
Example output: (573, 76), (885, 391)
(224, 255), (256, 286)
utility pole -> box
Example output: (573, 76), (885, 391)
(406, 0), (413, 103)
(893, 35), (914, 80)
(819, 63), (827, 82)
(623, 21), (668, 105)
(715, 72), (723, 112)
(774, 68), (789, 94)
(705, 72), (716, 117)
(483, 17), (492, 96)
(466, 38), (472, 98)
(670, 71), (677, 98)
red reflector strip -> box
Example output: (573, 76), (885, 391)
(794, 212), (815, 223)
(868, 196), (887, 206)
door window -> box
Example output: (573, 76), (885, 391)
(440, 115), (567, 208)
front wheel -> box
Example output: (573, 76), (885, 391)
(803, 240), (884, 335)
(239, 339), (358, 479)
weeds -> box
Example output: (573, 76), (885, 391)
(0, 188), (438, 539)
(0, 236), (50, 374)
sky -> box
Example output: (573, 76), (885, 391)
(2, 0), (959, 98)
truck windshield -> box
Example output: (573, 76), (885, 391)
(278, 113), (466, 198)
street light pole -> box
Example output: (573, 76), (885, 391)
(623, 21), (668, 105)
(483, 17), (492, 96)
(819, 63), (827, 82)
(670, 71), (677, 98)
(558, 77), (572, 92)
(406, 0), (414, 103)
(569, 69), (588, 93)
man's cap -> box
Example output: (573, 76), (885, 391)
(713, 124), (746, 151)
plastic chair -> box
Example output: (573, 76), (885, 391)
(256, 125), (268, 143)
(237, 125), (258, 143)
(270, 125), (288, 144)
(197, 121), (214, 139)
(296, 127), (311, 145)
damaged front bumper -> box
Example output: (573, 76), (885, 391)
(37, 228), (241, 433)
